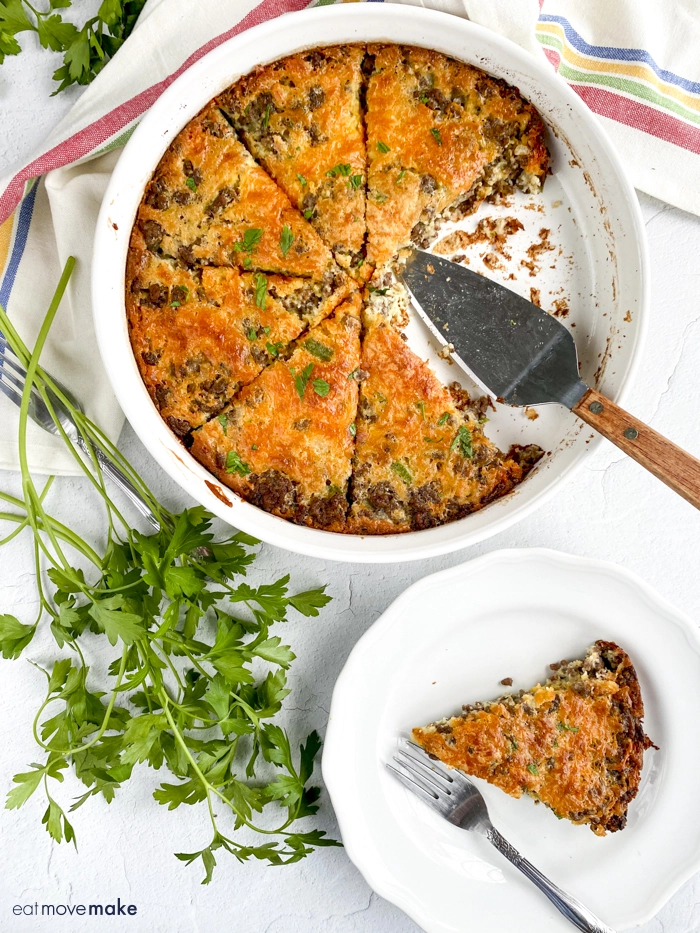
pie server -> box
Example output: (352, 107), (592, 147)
(403, 249), (700, 510)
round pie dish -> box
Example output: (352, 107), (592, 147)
(322, 549), (700, 931)
(92, 4), (648, 562)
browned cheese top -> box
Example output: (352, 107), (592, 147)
(365, 44), (549, 265)
(190, 293), (362, 531)
(219, 45), (367, 276)
(413, 641), (653, 835)
(134, 105), (340, 280)
(348, 321), (522, 534)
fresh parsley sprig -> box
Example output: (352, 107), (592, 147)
(0, 0), (148, 95)
(0, 259), (338, 883)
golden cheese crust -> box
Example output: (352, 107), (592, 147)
(413, 641), (654, 835)
(219, 46), (368, 278)
(128, 45), (549, 531)
(134, 104), (342, 280)
(365, 45), (549, 266)
(126, 233), (350, 435)
(347, 322), (536, 534)
(189, 293), (362, 531)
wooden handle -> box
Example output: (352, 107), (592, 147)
(573, 387), (700, 510)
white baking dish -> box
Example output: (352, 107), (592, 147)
(92, 4), (648, 562)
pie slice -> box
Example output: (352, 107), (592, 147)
(412, 641), (655, 835)
(126, 237), (351, 437)
(347, 321), (541, 534)
(364, 44), (549, 266)
(190, 293), (362, 530)
(134, 104), (343, 281)
(218, 45), (368, 278)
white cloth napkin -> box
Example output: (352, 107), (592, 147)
(1, 0), (698, 475)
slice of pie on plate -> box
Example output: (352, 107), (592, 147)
(412, 641), (655, 835)
(134, 104), (346, 282)
(347, 320), (540, 534)
(218, 45), (368, 279)
(364, 44), (549, 266)
(190, 293), (362, 530)
(126, 239), (351, 437)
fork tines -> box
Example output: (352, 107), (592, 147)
(387, 740), (458, 814)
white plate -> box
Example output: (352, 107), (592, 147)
(322, 549), (700, 930)
(93, 5), (648, 562)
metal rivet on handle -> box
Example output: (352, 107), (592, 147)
(589, 401), (604, 415)
(624, 427), (639, 440)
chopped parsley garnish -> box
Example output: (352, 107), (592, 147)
(243, 256), (252, 269)
(169, 286), (189, 308)
(263, 326), (271, 335)
(419, 94), (429, 104)
(252, 444), (258, 450)
(391, 461), (412, 485)
(347, 368), (360, 381)
(348, 174), (363, 191)
(430, 127), (442, 145)
(262, 102), (272, 130)
(304, 338), (334, 362)
(376, 141), (391, 153)
(297, 174), (307, 187)
(303, 209), (314, 220)
(424, 436), (444, 444)
(225, 450), (251, 476)
(185, 176), (197, 192)
(247, 328), (258, 341)
(416, 401), (426, 420)
(374, 192), (388, 204)
(349, 423), (356, 437)
(396, 170), (406, 184)
(312, 379), (330, 397)
(326, 163), (352, 178)
(355, 257), (365, 270)
(233, 227), (263, 253)
(437, 412), (450, 426)
(254, 273), (268, 311)
(527, 763), (539, 776)
(218, 413), (228, 435)
(557, 722), (580, 733)
(450, 425), (473, 458)
(266, 341), (284, 358)
(367, 285), (389, 296)
(280, 224), (294, 258)
(290, 363), (314, 400)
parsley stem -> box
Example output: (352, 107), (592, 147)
(31, 648), (128, 756)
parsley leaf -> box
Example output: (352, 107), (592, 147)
(391, 461), (412, 484)
(437, 412), (450, 426)
(266, 341), (284, 359)
(225, 450), (251, 476)
(280, 224), (294, 258)
(349, 423), (356, 437)
(185, 176), (197, 192)
(254, 273), (268, 311)
(312, 379), (330, 397)
(430, 127), (442, 145)
(376, 141), (391, 153)
(348, 174), (363, 191)
(233, 228), (263, 253)
(290, 363), (314, 400)
(304, 338), (333, 362)
(297, 173), (307, 187)
(326, 163), (352, 178)
(450, 425), (473, 458)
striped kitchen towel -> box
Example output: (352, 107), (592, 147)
(1, 0), (699, 474)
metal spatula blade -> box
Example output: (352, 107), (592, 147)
(401, 247), (700, 512)
(403, 248), (587, 408)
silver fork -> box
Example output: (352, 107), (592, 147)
(0, 338), (160, 531)
(387, 740), (616, 933)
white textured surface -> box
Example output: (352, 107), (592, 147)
(1, 25), (700, 933)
